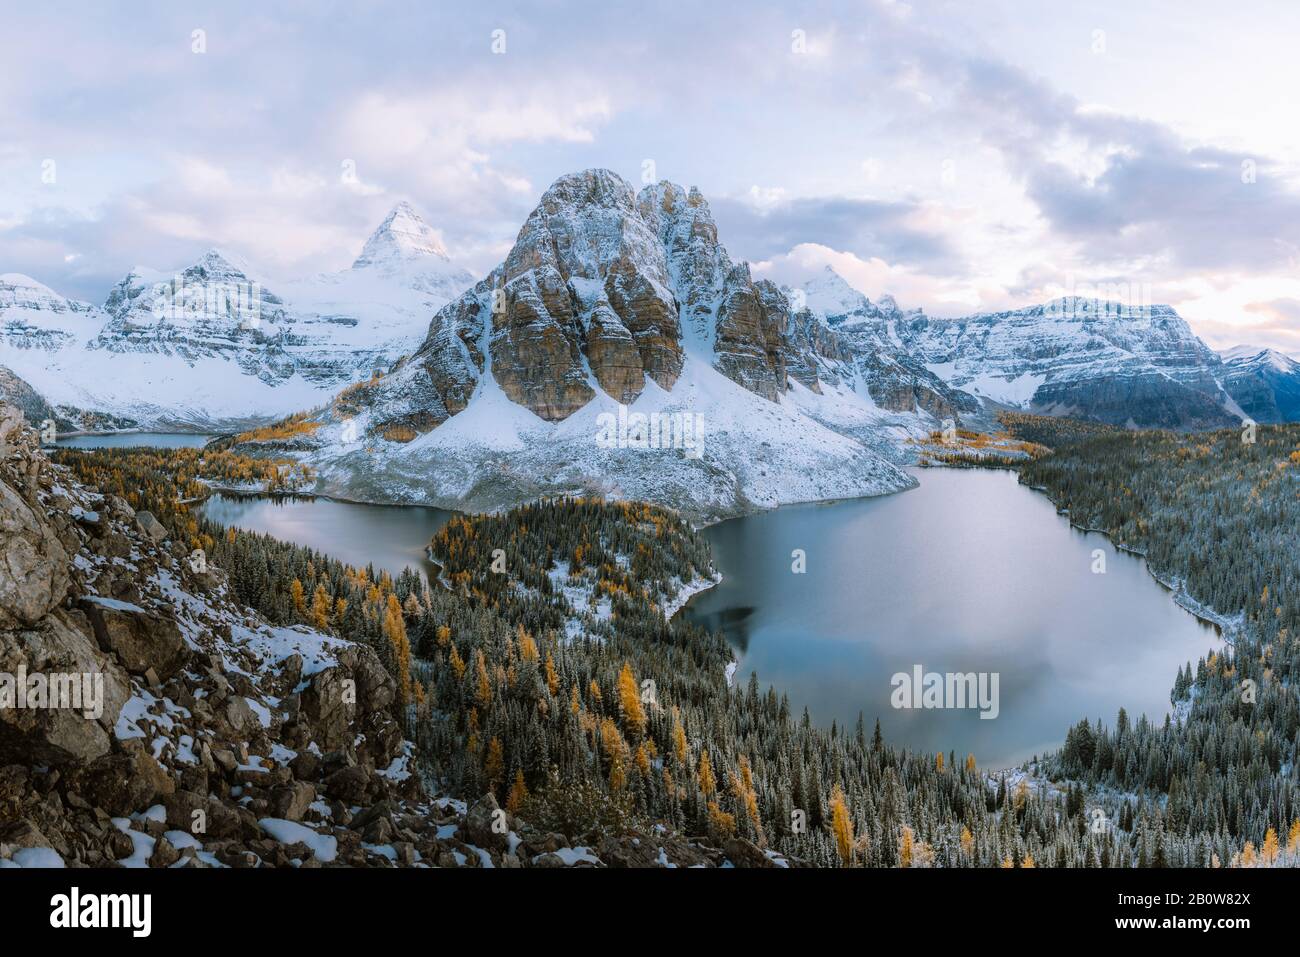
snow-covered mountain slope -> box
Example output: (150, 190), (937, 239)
(282, 202), (477, 364)
(796, 268), (1300, 429)
(0, 205), (474, 432)
(1, 260), (343, 432)
(790, 267), (980, 423)
(304, 354), (914, 518)
(791, 270), (1242, 430)
(911, 298), (1247, 428)
(1, 273), (105, 351)
(1217, 345), (1300, 424)
(239, 170), (923, 520)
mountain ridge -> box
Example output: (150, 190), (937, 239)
(0, 203), (475, 432)
(234, 169), (930, 520)
(792, 267), (1243, 430)
(6, 169), (1299, 518)
(214, 167), (1298, 518)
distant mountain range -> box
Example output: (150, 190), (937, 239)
(0, 203), (474, 431)
(211, 168), (1300, 519)
(5, 168), (1299, 517)
(1215, 344), (1300, 424)
(797, 266), (1261, 430)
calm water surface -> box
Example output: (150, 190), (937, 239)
(682, 468), (1223, 768)
(58, 433), (212, 449)
(198, 493), (453, 581)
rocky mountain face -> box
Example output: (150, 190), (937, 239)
(1217, 345), (1300, 424)
(0, 406), (791, 868)
(491, 170), (683, 419)
(892, 297), (1239, 429)
(251, 170), (921, 520)
(641, 182), (790, 400)
(0, 366), (56, 428)
(793, 267), (980, 420)
(354, 171), (896, 440)
(96, 251), (301, 384)
(0, 205), (475, 432)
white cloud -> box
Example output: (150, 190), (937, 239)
(1, 0), (1296, 334)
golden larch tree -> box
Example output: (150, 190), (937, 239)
(671, 711), (689, 766)
(506, 769), (528, 814)
(1261, 827), (1279, 865)
(698, 749), (716, 795)
(544, 652), (559, 696)
(382, 593), (412, 706)
(900, 824), (915, 868)
(617, 662), (646, 739)
(518, 625), (539, 662)
(829, 786), (854, 865)
(311, 583), (332, 630)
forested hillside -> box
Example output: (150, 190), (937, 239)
(1009, 416), (1300, 865)
(53, 442), (1300, 866)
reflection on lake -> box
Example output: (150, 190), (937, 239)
(683, 468), (1224, 769)
(58, 433), (212, 449)
(198, 493), (453, 581)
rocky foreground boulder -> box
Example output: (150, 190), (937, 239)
(0, 404), (786, 868)
(0, 403), (423, 867)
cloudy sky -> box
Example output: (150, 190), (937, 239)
(3, 0), (1299, 353)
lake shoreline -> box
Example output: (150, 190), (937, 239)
(676, 465), (1225, 770)
(1020, 475), (1244, 644)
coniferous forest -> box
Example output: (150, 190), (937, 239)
(48, 430), (1300, 868)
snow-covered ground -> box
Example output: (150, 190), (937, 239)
(0, 205), (473, 431)
(306, 353), (917, 521)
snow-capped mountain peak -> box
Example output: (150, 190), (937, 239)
(253, 169), (982, 520)
(191, 247), (255, 279)
(0, 273), (104, 347)
(352, 201), (452, 269)
(1220, 344), (1299, 372)
(1216, 343), (1300, 423)
(1, 272), (60, 296)
(792, 267), (908, 328)
(796, 266), (871, 324)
